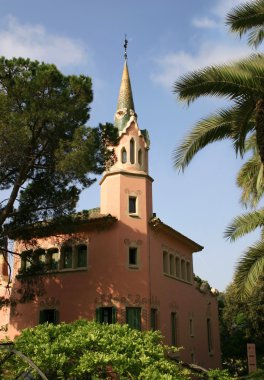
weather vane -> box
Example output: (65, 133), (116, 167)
(124, 35), (128, 60)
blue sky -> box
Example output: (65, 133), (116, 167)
(0, 0), (259, 291)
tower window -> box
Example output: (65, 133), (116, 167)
(138, 149), (142, 166)
(130, 138), (135, 164)
(129, 196), (137, 214)
(121, 147), (127, 163)
(129, 247), (138, 266)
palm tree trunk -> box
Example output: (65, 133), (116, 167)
(256, 99), (264, 165)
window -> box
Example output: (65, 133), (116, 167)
(169, 254), (175, 276)
(35, 248), (46, 266)
(175, 257), (180, 278)
(138, 149), (142, 166)
(39, 309), (59, 324)
(126, 307), (141, 330)
(96, 307), (116, 324)
(163, 251), (168, 273)
(181, 259), (186, 280)
(150, 308), (157, 330)
(121, 147), (127, 163)
(77, 245), (87, 268)
(61, 246), (73, 269)
(129, 196), (137, 214)
(130, 138), (135, 164)
(128, 247), (138, 267)
(207, 318), (213, 353)
(47, 248), (59, 270)
(186, 262), (191, 282)
(171, 312), (178, 346)
(20, 250), (33, 271)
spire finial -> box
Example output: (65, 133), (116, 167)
(124, 35), (128, 61)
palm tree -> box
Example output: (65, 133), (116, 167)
(225, 212), (264, 298)
(174, 54), (264, 170)
(226, 0), (264, 48)
(173, 1), (264, 299)
(236, 135), (264, 207)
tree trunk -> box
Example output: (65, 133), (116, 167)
(255, 99), (264, 165)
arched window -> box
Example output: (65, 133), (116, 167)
(121, 147), (127, 163)
(61, 246), (72, 269)
(47, 248), (59, 270)
(130, 139), (135, 164)
(186, 262), (191, 282)
(181, 259), (186, 280)
(175, 256), (180, 278)
(77, 245), (87, 268)
(169, 254), (175, 276)
(138, 149), (142, 166)
(163, 251), (168, 273)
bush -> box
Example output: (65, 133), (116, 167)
(0, 320), (192, 379)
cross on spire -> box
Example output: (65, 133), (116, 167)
(124, 35), (128, 60)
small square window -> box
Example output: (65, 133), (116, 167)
(129, 247), (137, 266)
(39, 309), (59, 324)
(129, 196), (137, 214)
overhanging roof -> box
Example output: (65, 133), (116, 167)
(149, 217), (203, 252)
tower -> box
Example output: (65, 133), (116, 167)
(100, 52), (153, 224)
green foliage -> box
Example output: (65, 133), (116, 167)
(247, 369), (264, 379)
(0, 56), (118, 242)
(226, 0), (264, 48)
(218, 282), (264, 376)
(0, 320), (191, 379)
(206, 369), (234, 380)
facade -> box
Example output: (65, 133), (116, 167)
(0, 58), (221, 369)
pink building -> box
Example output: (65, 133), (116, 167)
(0, 58), (221, 369)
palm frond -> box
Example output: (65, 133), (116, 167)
(174, 62), (261, 105)
(244, 134), (257, 152)
(231, 97), (255, 155)
(236, 152), (263, 207)
(226, 0), (264, 48)
(233, 239), (264, 299)
(173, 109), (235, 171)
(225, 209), (264, 241)
(248, 26), (264, 48)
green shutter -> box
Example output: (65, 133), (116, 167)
(96, 308), (101, 323)
(39, 310), (45, 324)
(126, 308), (141, 330)
(112, 307), (117, 323)
(54, 310), (59, 325)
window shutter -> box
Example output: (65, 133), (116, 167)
(39, 310), (45, 324)
(96, 308), (101, 323)
(54, 310), (59, 325)
(112, 307), (117, 323)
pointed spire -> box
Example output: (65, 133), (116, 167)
(114, 37), (136, 131)
(116, 60), (135, 112)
